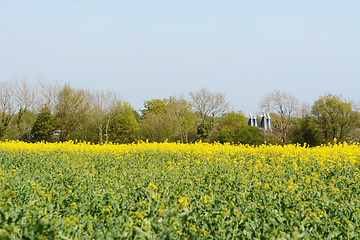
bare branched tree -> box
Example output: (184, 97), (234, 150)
(14, 78), (37, 112)
(260, 90), (299, 144)
(13, 79), (37, 131)
(165, 96), (194, 143)
(0, 81), (16, 138)
(300, 103), (312, 117)
(189, 88), (229, 122)
(89, 90), (121, 144)
(10, 78), (38, 139)
(54, 84), (91, 141)
(37, 77), (62, 113)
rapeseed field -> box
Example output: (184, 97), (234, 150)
(0, 141), (360, 239)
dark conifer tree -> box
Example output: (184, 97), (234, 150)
(30, 106), (55, 142)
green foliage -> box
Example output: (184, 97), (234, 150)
(165, 97), (197, 143)
(0, 113), (12, 141)
(4, 110), (36, 142)
(140, 112), (173, 142)
(71, 121), (99, 143)
(241, 126), (264, 145)
(140, 99), (173, 142)
(140, 97), (197, 143)
(30, 107), (55, 142)
(108, 102), (139, 144)
(215, 111), (264, 145)
(312, 94), (360, 143)
(288, 116), (321, 147)
(142, 99), (166, 115)
(196, 120), (214, 142)
(262, 132), (282, 145)
(54, 84), (90, 142)
(133, 110), (140, 122)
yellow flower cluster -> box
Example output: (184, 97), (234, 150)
(0, 140), (359, 239)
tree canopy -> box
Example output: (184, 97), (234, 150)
(312, 94), (360, 143)
(215, 111), (264, 145)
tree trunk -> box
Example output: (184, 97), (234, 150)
(98, 126), (103, 145)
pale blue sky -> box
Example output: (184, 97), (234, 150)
(1, 1), (359, 114)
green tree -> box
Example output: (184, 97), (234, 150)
(140, 99), (173, 142)
(140, 97), (197, 143)
(312, 94), (360, 143)
(71, 121), (99, 144)
(108, 102), (139, 144)
(288, 116), (321, 147)
(30, 106), (55, 142)
(164, 97), (196, 143)
(196, 120), (215, 142)
(215, 111), (264, 145)
(141, 99), (166, 116)
(140, 112), (171, 142)
(5, 110), (36, 141)
(53, 84), (90, 142)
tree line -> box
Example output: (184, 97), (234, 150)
(261, 90), (360, 146)
(1, 79), (359, 146)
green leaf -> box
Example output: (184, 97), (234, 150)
(134, 227), (151, 239)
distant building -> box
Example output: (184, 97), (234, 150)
(248, 112), (272, 132)
(247, 113), (258, 127)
